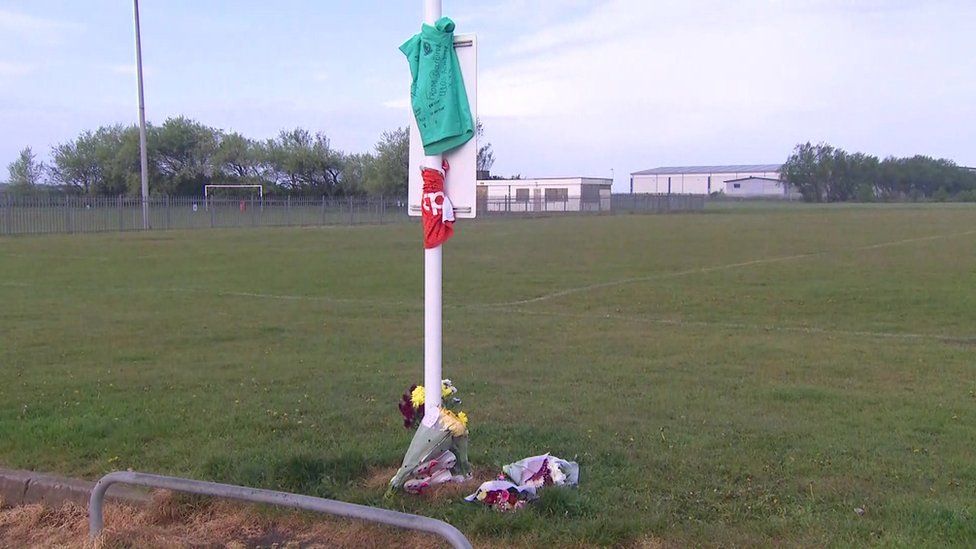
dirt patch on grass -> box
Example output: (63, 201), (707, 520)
(0, 492), (454, 548)
(362, 465), (500, 500)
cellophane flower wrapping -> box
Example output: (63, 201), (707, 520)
(503, 453), (579, 489)
(387, 379), (471, 496)
(463, 480), (534, 512)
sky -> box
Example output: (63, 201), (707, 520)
(2, 0), (975, 191)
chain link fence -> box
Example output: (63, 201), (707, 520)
(0, 193), (704, 236)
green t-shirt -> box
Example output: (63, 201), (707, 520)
(400, 17), (474, 156)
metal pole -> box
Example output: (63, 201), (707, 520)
(89, 471), (471, 548)
(422, 0), (443, 423)
(133, 0), (150, 230)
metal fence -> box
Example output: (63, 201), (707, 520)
(0, 193), (704, 236)
(612, 193), (706, 214)
(0, 195), (408, 236)
(89, 471), (471, 548)
(481, 196), (611, 213)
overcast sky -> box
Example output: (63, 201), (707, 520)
(2, 0), (975, 190)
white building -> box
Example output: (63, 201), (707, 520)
(477, 177), (612, 213)
(725, 176), (796, 198)
(630, 164), (782, 195)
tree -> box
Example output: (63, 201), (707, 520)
(340, 153), (373, 196)
(213, 132), (262, 182)
(476, 118), (494, 175)
(151, 117), (220, 195)
(781, 142), (829, 202)
(50, 131), (102, 194)
(98, 124), (145, 196)
(313, 133), (344, 194)
(7, 147), (46, 191)
(264, 128), (344, 195)
(365, 127), (409, 196)
(783, 141), (976, 202)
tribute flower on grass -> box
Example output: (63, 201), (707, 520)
(398, 379), (467, 432)
(440, 409), (467, 437)
(388, 379), (472, 496)
(410, 385), (425, 408)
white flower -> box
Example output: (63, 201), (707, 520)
(548, 460), (567, 485)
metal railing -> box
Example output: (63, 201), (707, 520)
(0, 195), (408, 236)
(480, 195), (612, 214)
(89, 471), (472, 548)
(611, 192), (706, 213)
(0, 193), (705, 236)
(479, 193), (704, 215)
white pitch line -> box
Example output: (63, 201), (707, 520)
(213, 290), (412, 307)
(145, 287), (413, 307)
(494, 228), (976, 306)
(0, 251), (111, 262)
(856, 229), (976, 250)
(474, 306), (976, 345)
(500, 252), (824, 306)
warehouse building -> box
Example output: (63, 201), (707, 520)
(630, 164), (782, 195)
(724, 176), (798, 198)
(476, 177), (613, 213)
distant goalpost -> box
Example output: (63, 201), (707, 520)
(204, 184), (263, 211)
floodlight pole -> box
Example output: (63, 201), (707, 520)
(422, 0), (443, 424)
(133, 0), (150, 229)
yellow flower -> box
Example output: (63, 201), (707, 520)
(441, 379), (457, 398)
(410, 385), (425, 408)
(457, 411), (468, 428)
(439, 409), (468, 437)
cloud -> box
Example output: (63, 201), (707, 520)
(478, 0), (888, 133)
(382, 98), (410, 110)
(469, 0), (976, 182)
(0, 9), (80, 42)
(105, 64), (156, 78)
(0, 61), (34, 77)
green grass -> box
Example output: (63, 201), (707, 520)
(1, 205), (975, 546)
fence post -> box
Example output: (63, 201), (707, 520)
(166, 195), (171, 229)
(2, 194), (9, 236)
(117, 196), (124, 231)
(63, 196), (71, 233)
(287, 195), (292, 226)
(210, 198), (215, 228)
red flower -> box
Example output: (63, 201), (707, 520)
(397, 385), (425, 429)
(525, 458), (553, 486)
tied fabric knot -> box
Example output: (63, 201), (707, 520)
(421, 164), (455, 249)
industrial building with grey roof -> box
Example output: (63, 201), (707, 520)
(630, 164), (783, 195)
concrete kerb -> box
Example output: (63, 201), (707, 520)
(0, 467), (149, 509)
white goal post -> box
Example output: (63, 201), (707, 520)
(204, 184), (264, 210)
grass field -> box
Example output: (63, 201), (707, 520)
(1, 205), (975, 547)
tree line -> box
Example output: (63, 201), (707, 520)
(3, 117), (496, 197)
(782, 142), (976, 202)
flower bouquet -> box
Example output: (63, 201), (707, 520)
(465, 453), (579, 512)
(463, 480), (533, 512)
(503, 453), (579, 489)
(387, 379), (471, 496)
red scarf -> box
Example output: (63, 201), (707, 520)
(421, 166), (455, 249)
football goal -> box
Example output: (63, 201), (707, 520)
(204, 184), (264, 211)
